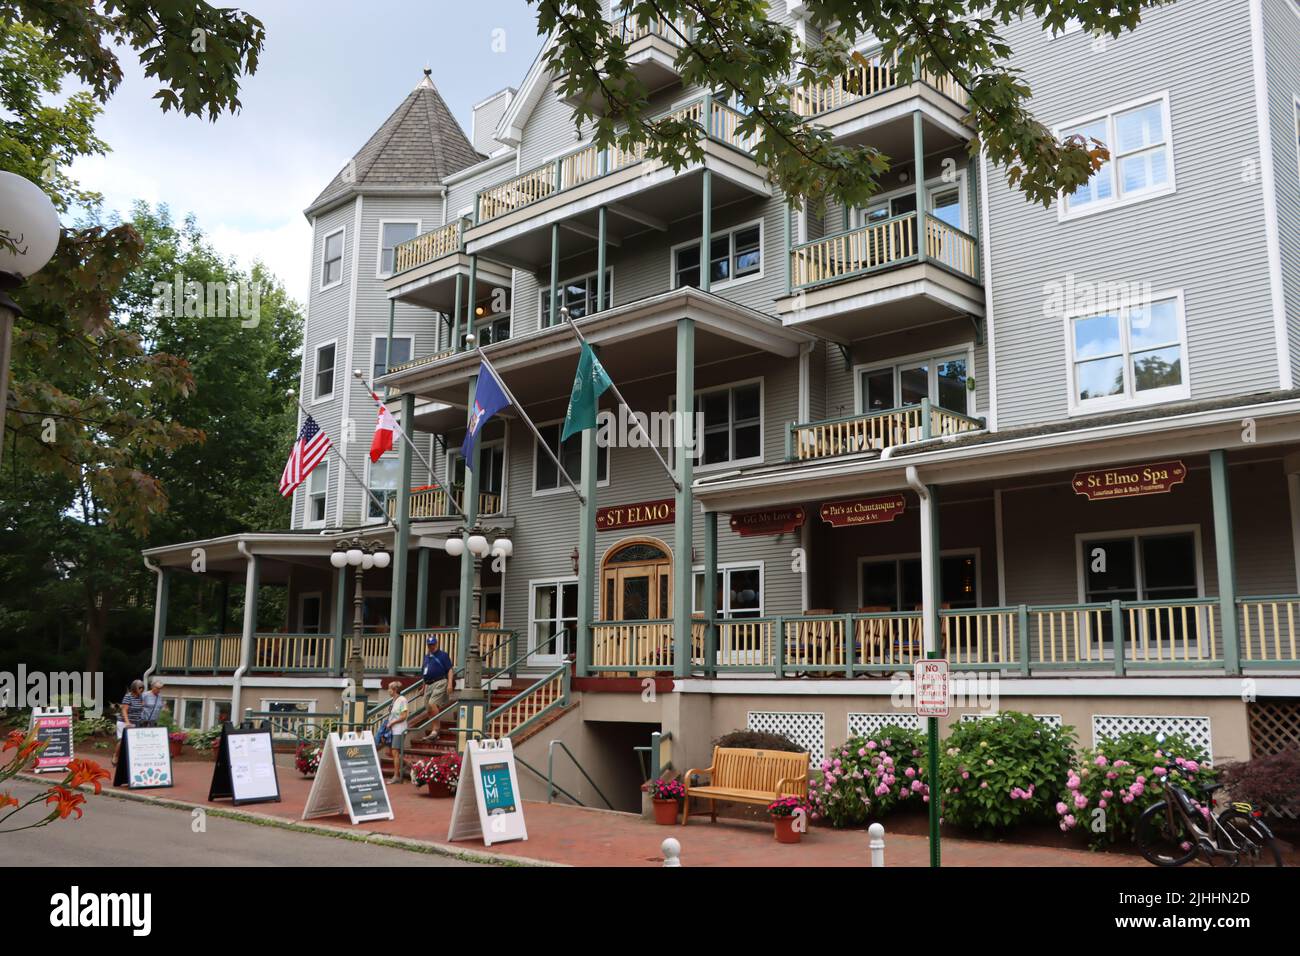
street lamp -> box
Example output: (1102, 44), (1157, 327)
(0, 172), (61, 472)
(443, 524), (512, 702)
(330, 536), (391, 719)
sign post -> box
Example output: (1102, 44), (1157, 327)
(112, 726), (174, 790)
(30, 706), (74, 774)
(208, 724), (281, 805)
(302, 730), (393, 824)
(447, 737), (527, 846)
(914, 658), (949, 868)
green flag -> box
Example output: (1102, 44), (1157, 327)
(561, 342), (613, 442)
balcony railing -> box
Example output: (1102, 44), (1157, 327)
(385, 349), (456, 376)
(159, 634), (241, 673)
(474, 96), (754, 224)
(392, 219), (466, 275)
(384, 487), (502, 521)
(1239, 596), (1300, 664)
(790, 212), (980, 291)
(787, 399), (984, 461)
(399, 627), (515, 673)
(790, 52), (968, 118)
(612, 11), (687, 44)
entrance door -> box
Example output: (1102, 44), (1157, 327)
(602, 541), (672, 621)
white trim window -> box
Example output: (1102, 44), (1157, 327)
(372, 334), (413, 380)
(693, 563), (763, 619)
(313, 341), (337, 402)
(1057, 93), (1175, 219)
(320, 227), (345, 289)
(529, 578), (578, 660)
(1067, 291), (1189, 413)
(378, 221), (420, 277)
(533, 420), (608, 495)
(695, 380), (762, 468)
(541, 269), (612, 326)
(673, 221), (762, 290)
(367, 452), (400, 521)
(447, 439), (506, 508)
(305, 460), (329, 528)
(857, 348), (972, 415)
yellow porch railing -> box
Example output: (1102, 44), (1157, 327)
(612, 12), (686, 44)
(790, 212), (979, 290)
(385, 488), (503, 521)
(1124, 600), (1220, 664)
(385, 349), (456, 375)
(717, 618), (776, 668)
(941, 609), (1018, 666)
(591, 620), (674, 669)
(251, 634), (336, 672)
(1239, 597), (1300, 663)
(392, 219), (465, 274)
(1028, 606), (1109, 665)
(788, 400), (983, 461)
(487, 665), (569, 739)
(925, 215), (979, 277)
(159, 634), (241, 673)
(785, 616), (847, 669)
(790, 52), (968, 117)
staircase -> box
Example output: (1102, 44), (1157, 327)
(397, 678), (540, 759)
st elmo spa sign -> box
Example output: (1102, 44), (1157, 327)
(1071, 460), (1187, 501)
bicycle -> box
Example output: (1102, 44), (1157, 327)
(1134, 738), (1283, 867)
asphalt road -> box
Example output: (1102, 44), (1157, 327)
(2, 780), (480, 867)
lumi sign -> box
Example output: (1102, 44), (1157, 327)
(1071, 460), (1187, 501)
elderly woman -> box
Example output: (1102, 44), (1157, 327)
(112, 680), (146, 766)
(383, 681), (409, 783)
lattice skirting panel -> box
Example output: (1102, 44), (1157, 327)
(747, 711), (826, 764)
(1247, 700), (1300, 757)
(961, 713), (1063, 729)
(847, 713), (921, 738)
(1092, 715), (1213, 760)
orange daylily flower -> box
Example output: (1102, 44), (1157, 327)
(65, 759), (111, 795)
(43, 786), (86, 820)
(3, 730), (24, 752)
(0, 792), (19, 810)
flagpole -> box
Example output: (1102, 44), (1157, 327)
(357, 373), (466, 520)
(560, 308), (682, 492)
(290, 394), (397, 530)
(475, 347), (586, 506)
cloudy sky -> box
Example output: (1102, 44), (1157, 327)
(69, 0), (542, 306)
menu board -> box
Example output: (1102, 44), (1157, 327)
(208, 726), (281, 805)
(113, 726), (173, 790)
(31, 707), (74, 774)
(301, 731), (394, 825)
(447, 738), (527, 847)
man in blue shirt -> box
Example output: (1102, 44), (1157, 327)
(422, 635), (453, 726)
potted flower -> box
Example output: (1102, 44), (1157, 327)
(412, 753), (460, 797)
(167, 731), (188, 758)
(768, 796), (808, 844)
(646, 777), (685, 825)
(294, 742), (322, 777)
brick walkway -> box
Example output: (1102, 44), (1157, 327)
(70, 761), (1146, 867)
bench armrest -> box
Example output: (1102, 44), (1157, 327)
(683, 766), (713, 789)
(775, 774), (807, 795)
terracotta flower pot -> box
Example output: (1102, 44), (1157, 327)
(652, 798), (679, 825)
(169, 740), (184, 758)
(426, 780), (453, 798)
(773, 815), (803, 844)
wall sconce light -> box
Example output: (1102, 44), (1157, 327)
(570, 547), (580, 575)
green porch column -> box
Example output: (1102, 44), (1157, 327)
(596, 206), (607, 312)
(673, 318), (696, 677)
(387, 392), (415, 674)
(151, 568), (171, 672)
(703, 510), (718, 674)
(415, 546), (429, 630)
(465, 255), (478, 348)
(700, 170), (713, 293)
(383, 298), (395, 398)
(913, 110), (926, 264)
(577, 346), (601, 678)
(457, 375), (482, 664)
(549, 224), (560, 326)
(450, 274), (463, 354)
(333, 565), (347, 674)
(1209, 450), (1241, 674)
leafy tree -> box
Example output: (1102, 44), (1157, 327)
(539, 0), (1157, 213)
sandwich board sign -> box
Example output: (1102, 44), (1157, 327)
(914, 659), (950, 717)
(30, 707), (74, 774)
(301, 730), (393, 824)
(447, 737), (527, 847)
(208, 724), (281, 805)
(113, 726), (174, 790)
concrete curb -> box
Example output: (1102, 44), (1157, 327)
(17, 772), (563, 868)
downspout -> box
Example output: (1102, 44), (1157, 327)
(142, 556), (163, 688)
(904, 465), (937, 658)
(233, 541), (255, 718)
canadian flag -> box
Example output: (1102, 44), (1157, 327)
(369, 394), (397, 462)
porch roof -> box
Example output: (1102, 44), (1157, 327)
(694, 390), (1300, 512)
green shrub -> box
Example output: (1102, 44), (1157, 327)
(712, 729), (803, 753)
(73, 716), (116, 741)
(808, 726), (929, 828)
(938, 713), (1076, 830)
(1059, 732), (1215, 848)
(1219, 748), (1300, 817)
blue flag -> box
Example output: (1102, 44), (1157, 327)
(461, 360), (511, 467)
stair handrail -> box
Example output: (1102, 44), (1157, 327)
(484, 661), (571, 740)
(547, 738), (614, 809)
(364, 630), (518, 726)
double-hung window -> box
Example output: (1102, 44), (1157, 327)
(368, 453), (400, 520)
(534, 422), (607, 494)
(541, 269), (612, 326)
(1068, 293), (1187, 412)
(314, 342), (336, 401)
(373, 335), (412, 380)
(694, 381), (762, 467)
(858, 353), (970, 414)
(378, 221), (419, 276)
(693, 564), (763, 619)
(531, 581), (578, 659)
(306, 461), (329, 527)
(673, 223), (762, 289)
(1058, 95), (1174, 217)
(321, 228), (344, 288)
(448, 442), (505, 512)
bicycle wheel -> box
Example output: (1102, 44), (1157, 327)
(1219, 809), (1285, 867)
(1136, 801), (1199, 866)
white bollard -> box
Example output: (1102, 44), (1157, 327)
(868, 822), (885, 867)
(661, 837), (682, 867)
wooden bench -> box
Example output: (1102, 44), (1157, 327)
(682, 746), (809, 824)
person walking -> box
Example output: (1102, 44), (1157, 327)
(112, 680), (146, 766)
(421, 635), (453, 726)
(139, 679), (166, 727)
(384, 681), (409, 784)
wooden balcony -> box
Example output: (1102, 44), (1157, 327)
(786, 400), (985, 462)
(158, 634), (241, 673)
(385, 217), (512, 312)
(384, 487), (503, 522)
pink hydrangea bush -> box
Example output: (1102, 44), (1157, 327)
(806, 726), (928, 828)
(1057, 732), (1215, 848)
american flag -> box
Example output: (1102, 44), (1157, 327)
(279, 416), (332, 497)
